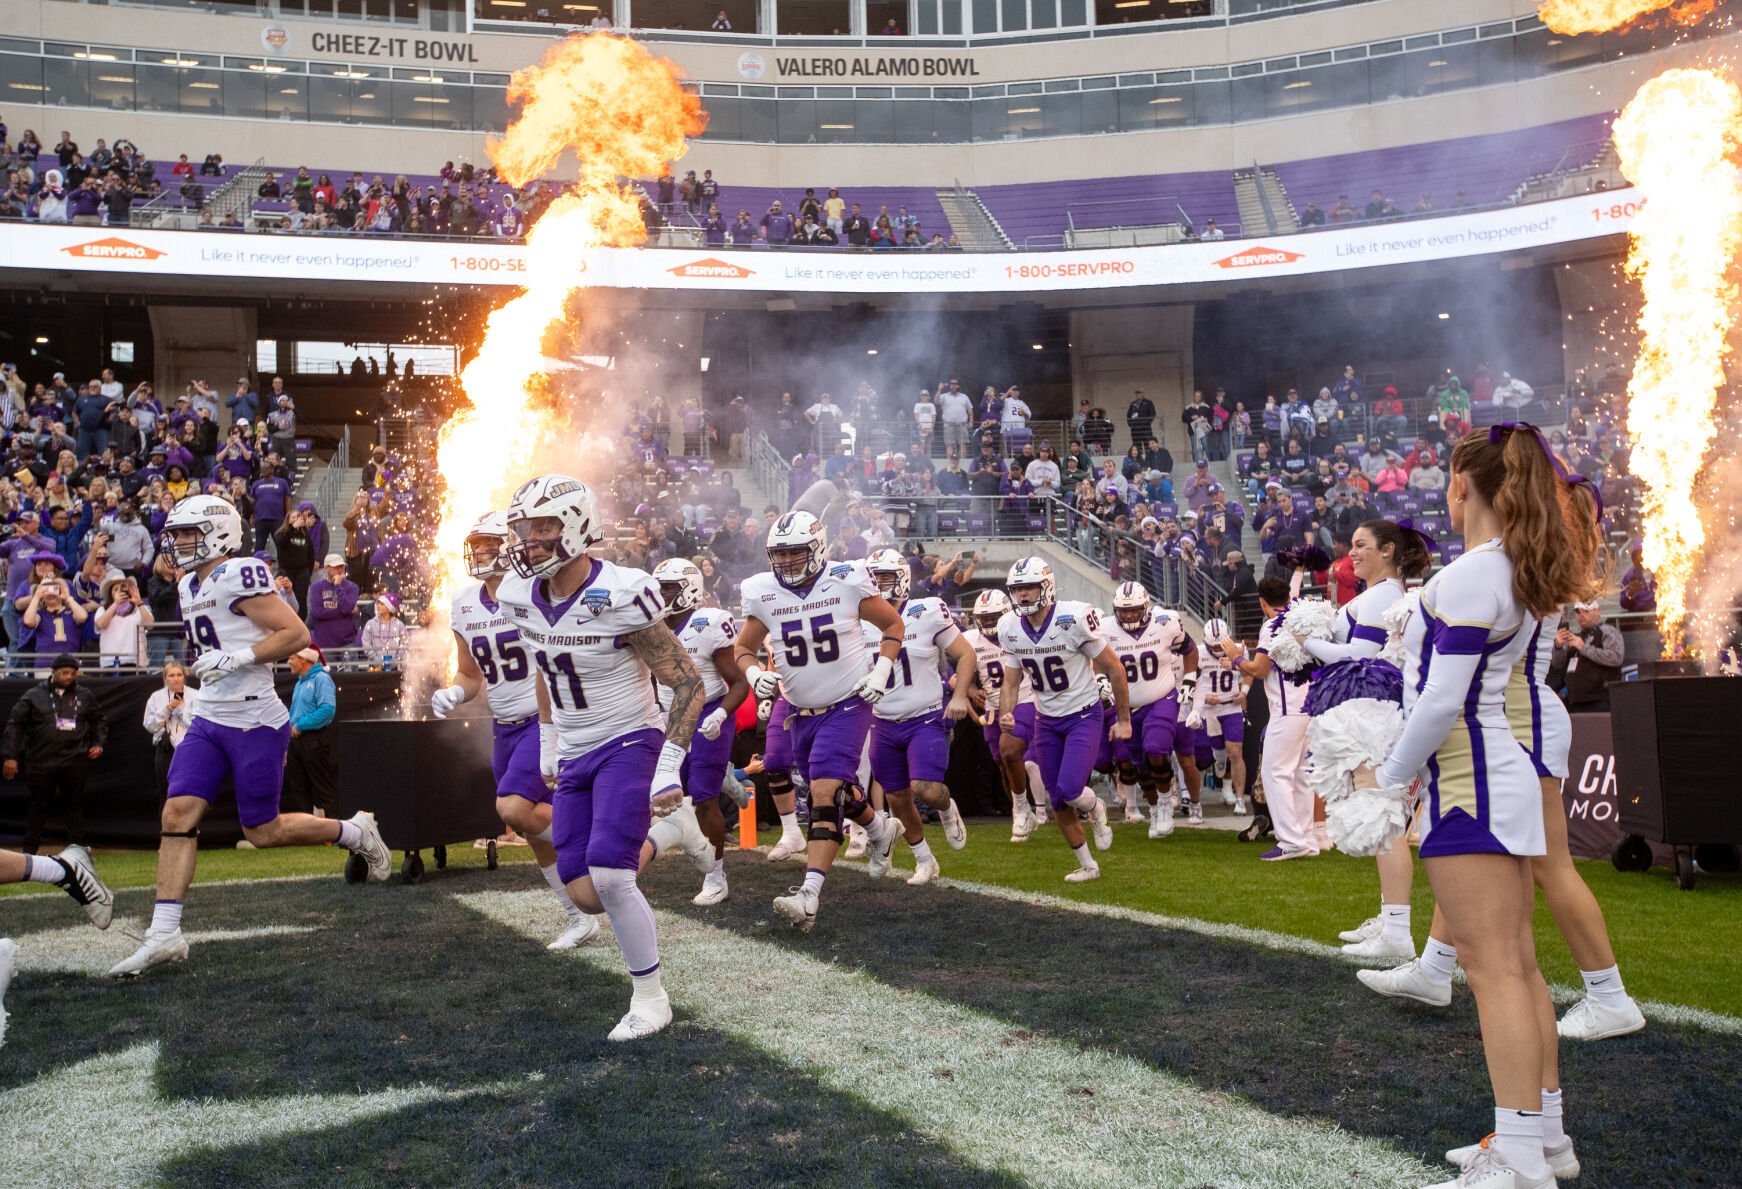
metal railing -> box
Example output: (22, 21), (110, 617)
(749, 432), (794, 511)
(302, 424), (353, 526)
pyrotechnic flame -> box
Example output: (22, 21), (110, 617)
(1539, 0), (1720, 34)
(424, 35), (703, 680)
(1610, 68), (1742, 656)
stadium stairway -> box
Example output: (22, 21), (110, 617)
(935, 187), (1013, 250)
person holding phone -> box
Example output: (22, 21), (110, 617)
(142, 660), (194, 798)
(20, 561), (86, 662)
(96, 573), (154, 667)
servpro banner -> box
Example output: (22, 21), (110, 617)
(7, 189), (1639, 295)
(1563, 712), (1620, 860)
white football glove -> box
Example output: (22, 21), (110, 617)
(538, 723), (559, 785)
(698, 707), (728, 740)
(1183, 710), (1203, 731)
(746, 665), (781, 702)
(1095, 673), (1114, 707)
(430, 684), (467, 719)
(650, 740), (687, 809)
(191, 648), (254, 686)
(852, 655), (896, 705)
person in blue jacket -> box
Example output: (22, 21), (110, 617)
(282, 646), (339, 817)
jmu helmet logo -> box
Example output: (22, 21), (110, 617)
(582, 588), (611, 614)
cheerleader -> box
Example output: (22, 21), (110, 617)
(1356, 426), (1589, 1189)
(1306, 521), (1432, 960)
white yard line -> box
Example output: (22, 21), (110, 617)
(459, 889), (1439, 1189)
(12, 925), (324, 977)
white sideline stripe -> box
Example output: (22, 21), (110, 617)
(458, 889), (1438, 1189)
(909, 869), (1742, 1038)
(0, 1040), (501, 1185)
(12, 926), (323, 977)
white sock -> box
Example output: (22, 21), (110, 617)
(588, 865), (660, 981)
(631, 968), (664, 999)
(802, 868), (826, 897)
(1492, 1108), (1549, 1177)
(1117, 781), (1137, 812)
(534, 826), (553, 842)
(1541, 1087), (1566, 1147)
(778, 811), (800, 837)
(150, 900), (183, 936)
(1580, 964), (1630, 1010)
(23, 855), (65, 884)
(1419, 936), (1458, 984)
(711, 857), (725, 878)
(1071, 842), (1095, 870)
(334, 819), (363, 849)
(1380, 903), (1411, 946)
(540, 863), (582, 919)
(1070, 790), (1099, 815)
(911, 838), (935, 866)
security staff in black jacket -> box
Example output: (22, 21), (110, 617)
(3, 653), (108, 853)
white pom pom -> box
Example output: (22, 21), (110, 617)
(1306, 699), (1404, 805)
(1379, 592), (1420, 669)
(1326, 784), (1413, 856)
(1270, 597), (1338, 673)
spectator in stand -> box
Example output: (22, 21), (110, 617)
(1427, 370), (1470, 423)
(1081, 406), (1115, 454)
(251, 461), (292, 552)
(101, 500), (154, 577)
(702, 204), (727, 247)
(1408, 449), (1446, 491)
(268, 395), (297, 462)
(1209, 389), (1233, 460)
(94, 573), (152, 667)
(1000, 386), (1032, 451)
(1326, 535), (1357, 607)
(228, 377), (262, 428)
(18, 563), (86, 661)
(1491, 370), (1535, 411)
(936, 380), (972, 458)
(1550, 602), (1624, 712)
(1127, 389), (1156, 448)
(1330, 364), (1362, 406)
(273, 505), (321, 614)
(1371, 386), (1408, 439)
(822, 187), (846, 235)
(1373, 451), (1410, 494)
(842, 203), (871, 247)
(1362, 188), (1391, 219)
(1329, 195), (1357, 224)
(910, 387), (937, 457)
(306, 554), (361, 652)
(1311, 387), (1339, 424)
(362, 592), (409, 665)
(1300, 200), (1325, 227)
(760, 199), (793, 245)
(1357, 437), (1389, 481)
(804, 392), (844, 454)
(1181, 459), (1216, 513)
(72, 380), (111, 460)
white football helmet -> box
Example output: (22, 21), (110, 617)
(1203, 617), (1230, 648)
(972, 588), (1012, 634)
(766, 510), (826, 587)
(1112, 581), (1151, 631)
(159, 495), (244, 568)
(652, 557), (705, 613)
(866, 547), (910, 603)
(505, 475), (599, 579)
(1006, 557), (1055, 616)
(464, 510), (513, 579)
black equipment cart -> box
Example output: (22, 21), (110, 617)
(335, 716), (501, 883)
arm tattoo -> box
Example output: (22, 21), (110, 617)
(628, 623), (704, 750)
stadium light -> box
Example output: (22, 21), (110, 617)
(1149, 96), (1182, 104)
(160, 56), (200, 66)
(1437, 312), (1451, 320)
(1283, 81), (1312, 90)
(1008, 107), (1040, 115)
(821, 123), (855, 129)
(1032, 343), (1044, 350)
(73, 51), (118, 61)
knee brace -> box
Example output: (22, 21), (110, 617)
(1116, 761), (1140, 786)
(839, 781), (871, 822)
(161, 828), (200, 838)
(808, 803), (842, 844)
(767, 771), (793, 797)
(1145, 759), (1174, 792)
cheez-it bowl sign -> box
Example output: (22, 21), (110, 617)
(61, 237), (167, 261)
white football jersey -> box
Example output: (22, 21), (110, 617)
(995, 600), (1107, 718)
(497, 559), (664, 758)
(875, 597), (962, 721)
(672, 608), (737, 705)
(964, 627), (1030, 714)
(180, 555), (289, 730)
(451, 581), (539, 722)
(1195, 650), (1245, 708)
(1107, 608), (1185, 708)
(740, 562), (880, 710)
(1256, 614), (1311, 717)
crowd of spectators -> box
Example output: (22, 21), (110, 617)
(0, 120), (193, 225)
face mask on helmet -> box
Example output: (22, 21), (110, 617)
(768, 543), (820, 585)
(975, 611), (1003, 633)
(161, 526), (208, 567)
(1009, 584), (1048, 616)
(506, 516), (570, 579)
(658, 581), (690, 610)
(1115, 599), (1150, 631)
(464, 534), (505, 579)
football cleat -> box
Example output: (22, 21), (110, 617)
(844, 822), (869, 859)
(1232, 797), (1250, 815)
(1447, 1135), (1580, 1181)
(607, 991), (673, 1042)
(548, 914), (602, 951)
(1356, 958), (1453, 1007)
(773, 887), (818, 933)
(671, 803), (715, 875)
(1259, 844), (1318, 861)
(906, 857), (941, 886)
(942, 800), (967, 850)
(347, 811), (392, 882)
(1010, 799), (1034, 843)
(866, 817), (898, 879)
(1339, 915), (1383, 944)
(1341, 933), (1416, 961)
(1088, 798), (1112, 851)
(1064, 864), (1100, 883)
(767, 831), (808, 862)
(1148, 800), (1174, 839)
(692, 871), (730, 906)
(1187, 802), (1204, 826)
(108, 930), (190, 979)
(1556, 996), (1647, 1041)
(1421, 1146), (1554, 1189)
(0, 937), (15, 1049)
(54, 845), (114, 930)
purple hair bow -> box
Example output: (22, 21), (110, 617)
(1395, 516), (1437, 554)
(1488, 422), (1605, 520)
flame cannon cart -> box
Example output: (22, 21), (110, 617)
(1607, 675), (1742, 890)
(335, 717), (502, 883)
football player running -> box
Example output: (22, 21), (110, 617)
(430, 512), (599, 950)
(110, 496), (390, 978)
(997, 558), (1130, 882)
(1106, 582), (1195, 838)
(734, 512), (906, 933)
(963, 589), (1048, 841)
(1, 844), (115, 1045)
(640, 558), (752, 906)
(1166, 622), (1211, 825)
(864, 549), (977, 885)
(498, 475), (705, 1042)
(1185, 618), (1249, 815)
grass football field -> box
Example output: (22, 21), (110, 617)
(2, 821), (1738, 1187)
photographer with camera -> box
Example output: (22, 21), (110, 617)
(18, 556), (86, 663)
(1550, 600), (1625, 713)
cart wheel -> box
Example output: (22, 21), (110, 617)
(402, 850), (425, 885)
(1695, 843), (1741, 874)
(433, 845), (448, 871)
(1674, 850), (1697, 891)
(1611, 834), (1653, 873)
(486, 839), (499, 871)
(343, 850), (367, 885)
